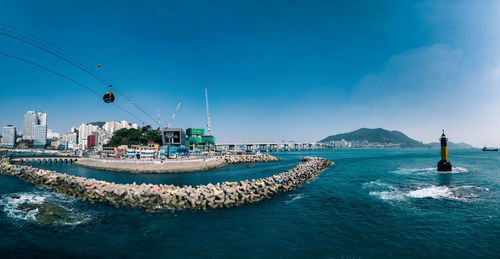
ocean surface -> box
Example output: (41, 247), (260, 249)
(1, 149), (500, 258)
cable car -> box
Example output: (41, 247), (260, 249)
(103, 85), (115, 103)
(103, 92), (115, 103)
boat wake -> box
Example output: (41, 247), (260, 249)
(364, 181), (488, 202)
(391, 166), (469, 175)
(0, 189), (92, 226)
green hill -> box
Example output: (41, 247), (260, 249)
(319, 128), (426, 148)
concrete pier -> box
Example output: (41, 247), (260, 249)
(73, 154), (280, 173)
(0, 156), (332, 211)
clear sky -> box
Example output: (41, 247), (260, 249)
(1, 0), (500, 146)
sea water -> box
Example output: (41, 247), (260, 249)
(1, 149), (499, 258)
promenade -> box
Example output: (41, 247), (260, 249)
(73, 154), (280, 173)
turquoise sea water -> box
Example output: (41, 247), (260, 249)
(1, 149), (500, 258)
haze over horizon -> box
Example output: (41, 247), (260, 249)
(1, 0), (500, 146)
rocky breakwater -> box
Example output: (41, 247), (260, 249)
(0, 157), (332, 211)
(221, 154), (281, 164)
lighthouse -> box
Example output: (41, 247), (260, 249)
(437, 130), (452, 171)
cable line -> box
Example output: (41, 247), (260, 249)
(0, 50), (145, 123)
(0, 25), (159, 125)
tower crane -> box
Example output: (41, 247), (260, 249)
(205, 88), (211, 136)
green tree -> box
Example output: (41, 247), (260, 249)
(108, 127), (163, 146)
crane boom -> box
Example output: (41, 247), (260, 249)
(167, 102), (182, 129)
(205, 88), (211, 135)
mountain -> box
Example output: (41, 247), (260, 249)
(319, 128), (427, 148)
(427, 142), (474, 149)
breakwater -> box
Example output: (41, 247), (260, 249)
(221, 154), (280, 164)
(0, 157), (331, 211)
(73, 154), (280, 173)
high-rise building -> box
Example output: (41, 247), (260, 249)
(78, 123), (99, 149)
(37, 112), (47, 126)
(23, 111), (37, 140)
(87, 135), (96, 150)
(34, 125), (47, 148)
(2, 125), (16, 148)
(23, 110), (47, 140)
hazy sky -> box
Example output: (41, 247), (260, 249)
(1, 0), (500, 146)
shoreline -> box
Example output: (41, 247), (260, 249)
(72, 154), (280, 174)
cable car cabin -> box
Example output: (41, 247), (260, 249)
(103, 92), (115, 103)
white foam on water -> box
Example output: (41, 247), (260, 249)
(0, 190), (92, 226)
(406, 186), (453, 199)
(362, 180), (394, 189)
(391, 167), (436, 175)
(369, 190), (405, 201)
(406, 185), (488, 201)
(364, 180), (405, 201)
(363, 178), (487, 202)
(286, 193), (308, 204)
(392, 166), (469, 175)
(0, 192), (48, 221)
(439, 166), (469, 174)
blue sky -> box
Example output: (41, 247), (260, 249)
(1, 0), (500, 146)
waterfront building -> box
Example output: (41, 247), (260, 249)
(186, 128), (204, 150)
(162, 128), (186, 146)
(1, 125), (16, 148)
(185, 128), (215, 151)
(34, 125), (47, 148)
(23, 110), (37, 140)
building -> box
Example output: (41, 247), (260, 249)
(61, 132), (78, 149)
(87, 135), (96, 150)
(23, 110), (47, 140)
(34, 124), (47, 148)
(38, 112), (47, 126)
(102, 120), (138, 135)
(186, 128), (204, 150)
(23, 110), (38, 140)
(185, 127), (215, 151)
(162, 128), (186, 146)
(101, 145), (128, 158)
(78, 123), (99, 149)
(2, 125), (16, 148)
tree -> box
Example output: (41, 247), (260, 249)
(109, 127), (163, 146)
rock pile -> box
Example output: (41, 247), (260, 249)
(220, 154), (281, 164)
(0, 157), (332, 211)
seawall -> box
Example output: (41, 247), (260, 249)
(0, 156), (332, 211)
(73, 154), (280, 173)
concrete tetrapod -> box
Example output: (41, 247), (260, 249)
(0, 157), (332, 211)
